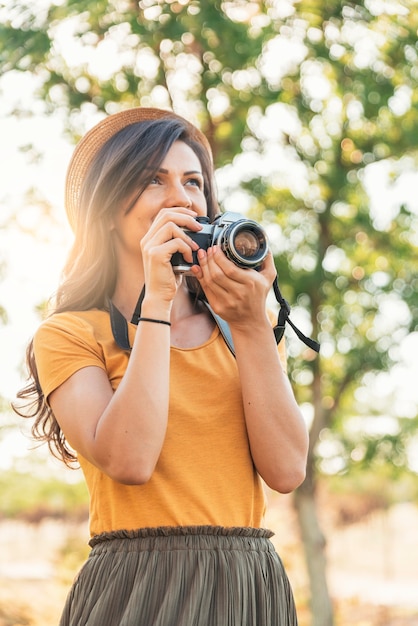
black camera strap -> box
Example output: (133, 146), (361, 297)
(109, 287), (145, 352)
(272, 277), (320, 353)
(108, 287), (235, 354)
(109, 279), (319, 355)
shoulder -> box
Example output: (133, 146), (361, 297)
(33, 309), (113, 362)
(33, 310), (112, 399)
(35, 309), (109, 340)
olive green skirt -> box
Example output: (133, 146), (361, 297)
(59, 526), (298, 626)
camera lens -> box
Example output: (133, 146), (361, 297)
(233, 230), (262, 258)
(220, 220), (268, 269)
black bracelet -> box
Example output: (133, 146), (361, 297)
(138, 317), (171, 326)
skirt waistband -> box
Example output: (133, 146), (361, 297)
(89, 525), (274, 551)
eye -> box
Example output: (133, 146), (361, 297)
(185, 176), (203, 189)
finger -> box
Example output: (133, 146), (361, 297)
(257, 250), (277, 283)
(207, 246), (251, 286)
(152, 208), (203, 233)
(143, 220), (200, 257)
(193, 248), (228, 298)
(146, 237), (200, 267)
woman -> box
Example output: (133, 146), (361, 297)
(16, 107), (308, 625)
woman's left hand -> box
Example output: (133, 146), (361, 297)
(191, 246), (277, 327)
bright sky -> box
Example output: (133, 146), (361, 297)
(0, 74), (73, 397)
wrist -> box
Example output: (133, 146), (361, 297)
(138, 317), (171, 327)
(229, 315), (272, 337)
(140, 297), (172, 322)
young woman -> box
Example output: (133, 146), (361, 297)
(15, 107), (308, 625)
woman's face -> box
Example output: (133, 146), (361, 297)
(111, 140), (208, 260)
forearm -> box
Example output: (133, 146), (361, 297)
(231, 318), (309, 493)
(94, 301), (171, 484)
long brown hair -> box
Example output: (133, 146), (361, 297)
(13, 117), (218, 465)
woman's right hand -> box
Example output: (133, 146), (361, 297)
(140, 207), (202, 306)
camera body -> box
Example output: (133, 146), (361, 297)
(171, 211), (269, 274)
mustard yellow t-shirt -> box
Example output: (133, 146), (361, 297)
(34, 309), (287, 537)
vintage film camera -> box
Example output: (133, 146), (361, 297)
(171, 211), (269, 274)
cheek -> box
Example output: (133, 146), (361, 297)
(128, 190), (160, 220)
(110, 210), (143, 246)
(194, 190), (208, 216)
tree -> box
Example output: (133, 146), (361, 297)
(1, 1), (418, 624)
(242, 3), (418, 622)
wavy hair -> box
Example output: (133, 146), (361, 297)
(13, 118), (218, 465)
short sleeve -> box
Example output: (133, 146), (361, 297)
(33, 313), (106, 401)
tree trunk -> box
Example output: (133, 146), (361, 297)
(294, 481), (334, 626)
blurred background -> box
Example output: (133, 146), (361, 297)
(0, 1), (417, 625)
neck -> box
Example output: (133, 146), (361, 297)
(112, 272), (197, 323)
(111, 262), (145, 322)
(170, 282), (200, 322)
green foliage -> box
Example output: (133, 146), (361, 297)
(317, 415), (418, 484)
(0, 469), (88, 520)
(324, 460), (418, 511)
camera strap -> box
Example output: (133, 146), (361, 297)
(272, 277), (320, 353)
(108, 287), (235, 354)
(109, 279), (320, 355)
(204, 277), (320, 355)
(109, 287), (146, 352)
(203, 302), (235, 355)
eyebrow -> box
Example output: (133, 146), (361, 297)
(157, 168), (203, 176)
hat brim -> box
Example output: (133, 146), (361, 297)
(65, 107), (212, 230)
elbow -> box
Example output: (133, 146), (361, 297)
(107, 465), (155, 486)
(89, 432), (166, 485)
(99, 455), (158, 486)
(264, 463), (307, 494)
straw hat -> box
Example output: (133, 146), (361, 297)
(65, 107), (212, 230)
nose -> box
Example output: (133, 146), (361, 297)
(166, 181), (192, 208)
